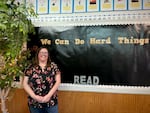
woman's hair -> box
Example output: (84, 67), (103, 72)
(34, 46), (51, 66)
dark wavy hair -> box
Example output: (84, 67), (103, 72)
(34, 46), (51, 66)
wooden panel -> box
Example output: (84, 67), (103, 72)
(58, 91), (150, 113)
(7, 89), (29, 113)
(0, 89), (150, 113)
(0, 89), (29, 113)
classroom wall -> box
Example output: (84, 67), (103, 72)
(1, 88), (150, 113)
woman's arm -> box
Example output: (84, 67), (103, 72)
(23, 76), (43, 102)
(42, 73), (61, 103)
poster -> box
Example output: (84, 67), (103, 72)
(143, 0), (150, 9)
(100, 0), (113, 11)
(114, 0), (127, 11)
(61, 0), (73, 13)
(26, 0), (37, 13)
(74, 0), (86, 13)
(28, 24), (150, 86)
(87, 0), (100, 12)
(128, 0), (142, 10)
(49, 0), (61, 13)
(37, 0), (48, 14)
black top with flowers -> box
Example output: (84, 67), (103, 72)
(24, 62), (60, 108)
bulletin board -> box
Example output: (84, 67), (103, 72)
(28, 24), (150, 86)
(26, 0), (150, 93)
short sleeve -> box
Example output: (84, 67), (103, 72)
(24, 65), (33, 77)
(51, 62), (61, 75)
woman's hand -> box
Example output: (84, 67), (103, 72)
(33, 95), (44, 103)
(41, 94), (51, 103)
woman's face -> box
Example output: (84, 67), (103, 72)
(38, 48), (48, 62)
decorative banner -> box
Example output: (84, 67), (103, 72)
(114, 0), (127, 11)
(37, 0), (48, 14)
(143, 0), (150, 9)
(49, 0), (61, 13)
(28, 24), (150, 86)
(74, 0), (86, 12)
(128, 0), (142, 10)
(87, 0), (100, 12)
(100, 0), (113, 11)
(61, 0), (73, 13)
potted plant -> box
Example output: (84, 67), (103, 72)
(0, 0), (36, 113)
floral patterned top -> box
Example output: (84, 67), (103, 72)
(24, 62), (60, 108)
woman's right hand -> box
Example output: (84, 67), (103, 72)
(33, 95), (44, 103)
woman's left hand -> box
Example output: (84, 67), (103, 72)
(42, 94), (51, 103)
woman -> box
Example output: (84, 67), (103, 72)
(23, 46), (61, 113)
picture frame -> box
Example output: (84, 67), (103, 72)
(25, 0), (37, 13)
(100, 0), (113, 11)
(61, 0), (73, 13)
(87, 0), (100, 12)
(74, 0), (86, 13)
(114, 0), (127, 11)
(49, 0), (61, 14)
(37, 0), (49, 14)
(128, 0), (142, 10)
(143, 0), (150, 9)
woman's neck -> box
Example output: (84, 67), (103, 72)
(39, 61), (47, 68)
(39, 62), (47, 72)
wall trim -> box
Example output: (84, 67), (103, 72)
(30, 10), (150, 27)
(59, 83), (150, 95)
